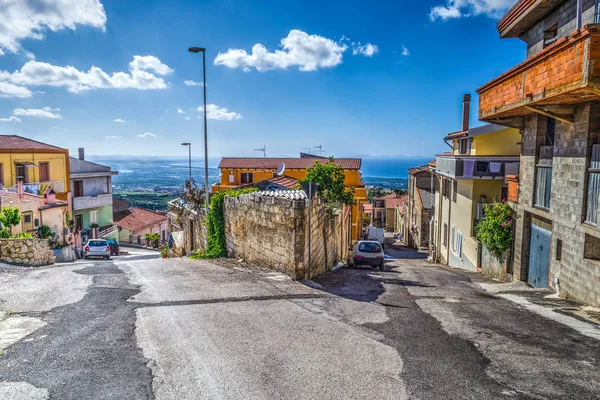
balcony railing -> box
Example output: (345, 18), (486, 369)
(435, 156), (520, 180)
(73, 193), (113, 211)
(7, 181), (65, 195)
(477, 25), (600, 123)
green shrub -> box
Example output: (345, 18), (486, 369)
(37, 225), (54, 239)
(0, 207), (21, 235)
(191, 187), (257, 259)
(475, 201), (517, 260)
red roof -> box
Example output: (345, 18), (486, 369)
(0, 135), (66, 151)
(362, 203), (372, 214)
(428, 160), (436, 168)
(219, 157), (361, 170)
(386, 194), (407, 210)
(408, 165), (431, 175)
(267, 175), (299, 189)
(114, 207), (167, 232)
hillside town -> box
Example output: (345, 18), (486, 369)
(1, 0), (600, 399)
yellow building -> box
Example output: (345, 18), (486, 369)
(432, 99), (520, 271)
(0, 135), (71, 204)
(213, 154), (367, 241)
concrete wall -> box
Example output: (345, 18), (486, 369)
(223, 194), (350, 280)
(74, 204), (113, 229)
(513, 104), (600, 306)
(481, 247), (511, 281)
(0, 239), (54, 266)
(521, 0), (596, 58)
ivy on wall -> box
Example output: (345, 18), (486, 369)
(475, 201), (516, 260)
(191, 187), (258, 259)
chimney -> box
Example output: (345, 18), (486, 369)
(78, 148), (85, 160)
(17, 180), (23, 200)
(44, 188), (56, 205)
(462, 93), (471, 132)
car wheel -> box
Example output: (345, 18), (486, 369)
(347, 260), (354, 269)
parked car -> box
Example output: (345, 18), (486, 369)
(366, 226), (385, 249)
(83, 239), (111, 260)
(348, 240), (385, 271)
(106, 239), (120, 256)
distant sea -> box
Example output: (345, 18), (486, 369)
(89, 156), (430, 205)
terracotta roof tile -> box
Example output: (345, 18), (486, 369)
(114, 207), (167, 232)
(408, 164), (432, 175)
(219, 157), (361, 170)
(266, 175), (299, 189)
(0, 135), (66, 151)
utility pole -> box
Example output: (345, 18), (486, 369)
(303, 147), (312, 154)
(314, 145), (325, 157)
(254, 145), (266, 158)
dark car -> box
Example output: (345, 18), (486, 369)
(106, 239), (120, 256)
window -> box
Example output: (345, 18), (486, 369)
(584, 234), (600, 261)
(452, 180), (458, 202)
(75, 215), (83, 230)
(0, 163), (3, 186)
(501, 187), (509, 203)
(74, 180), (84, 197)
(442, 179), (450, 198)
(586, 144), (600, 225)
(272, 172), (277, 178)
(545, 117), (555, 146)
(451, 225), (455, 250)
(534, 166), (552, 209)
(556, 239), (562, 261)
(543, 24), (558, 48)
(241, 172), (253, 184)
(443, 223), (448, 247)
(16, 164), (26, 182)
(358, 242), (382, 253)
(456, 231), (463, 258)
(90, 210), (98, 224)
(39, 161), (50, 182)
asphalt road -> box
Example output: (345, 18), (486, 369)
(0, 246), (598, 399)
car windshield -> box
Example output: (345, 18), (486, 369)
(358, 242), (381, 253)
(88, 240), (107, 246)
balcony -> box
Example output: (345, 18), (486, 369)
(435, 155), (520, 180)
(73, 193), (113, 211)
(477, 25), (600, 124)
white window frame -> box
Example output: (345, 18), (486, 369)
(90, 210), (98, 224)
(456, 230), (463, 258)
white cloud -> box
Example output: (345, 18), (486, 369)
(429, 0), (516, 21)
(177, 108), (185, 114)
(214, 29), (348, 72)
(402, 46), (410, 56)
(352, 43), (379, 57)
(0, 55), (173, 93)
(137, 132), (157, 138)
(0, 116), (21, 123)
(0, 0), (107, 55)
(13, 107), (61, 119)
(113, 118), (126, 123)
(198, 104), (242, 121)
(0, 81), (32, 98)
(184, 80), (203, 86)
(105, 135), (121, 139)
(185, 117), (191, 120)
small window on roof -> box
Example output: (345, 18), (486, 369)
(544, 24), (558, 48)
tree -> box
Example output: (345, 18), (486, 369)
(0, 207), (21, 236)
(300, 158), (355, 206)
(145, 232), (160, 248)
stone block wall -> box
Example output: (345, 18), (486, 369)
(0, 239), (54, 266)
(224, 194), (350, 280)
(168, 205), (207, 255)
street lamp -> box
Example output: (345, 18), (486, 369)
(188, 46), (210, 216)
(181, 142), (191, 182)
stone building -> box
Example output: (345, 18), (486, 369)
(406, 165), (434, 249)
(477, 0), (600, 305)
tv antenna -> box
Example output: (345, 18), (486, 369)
(314, 145), (325, 157)
(254, 145), (266, 158)
(303, 147), (312, 154)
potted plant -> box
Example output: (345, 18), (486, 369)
(160, 245), (168, 258)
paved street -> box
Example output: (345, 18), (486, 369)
(0, 246), (599, 399)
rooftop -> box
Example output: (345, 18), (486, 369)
(70, 157), (117, 176)
(114, 207), (167, 232)
(219, 157), (361, 170)
(444, 124), (506, 141)
(0, 135), (67, 152)
(0, 190), (67, 210)
(408, 164), (432, 175)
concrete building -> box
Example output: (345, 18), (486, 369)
(0, 135), (71, 204)
(70, 148), (118, 238)
(476, 0), (600, 305)
(214, 153), (367, 241)
(406, 165), (434, 250)
(385, 193), (407, 233)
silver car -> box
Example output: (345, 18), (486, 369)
(84, 239), (111, 260)
(347, 240), (385, 271)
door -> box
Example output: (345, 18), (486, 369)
(528, 224), (551, 288)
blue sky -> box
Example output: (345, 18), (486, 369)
(0, 0), (522, 158)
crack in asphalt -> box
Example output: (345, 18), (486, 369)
(135, 293), (336, 308)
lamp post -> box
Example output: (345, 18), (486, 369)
(188, 46), (210, 216)
(181, 142), (191, 182)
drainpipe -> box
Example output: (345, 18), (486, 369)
(436, 172), (443, 263)
(446, 180), (452, 266)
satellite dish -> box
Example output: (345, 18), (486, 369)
(276, 162), (286, 176)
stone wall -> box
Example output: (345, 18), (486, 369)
(0, 239), (54, 266)
(224, 193), (350, 280)
(168, 204), (207, 256)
